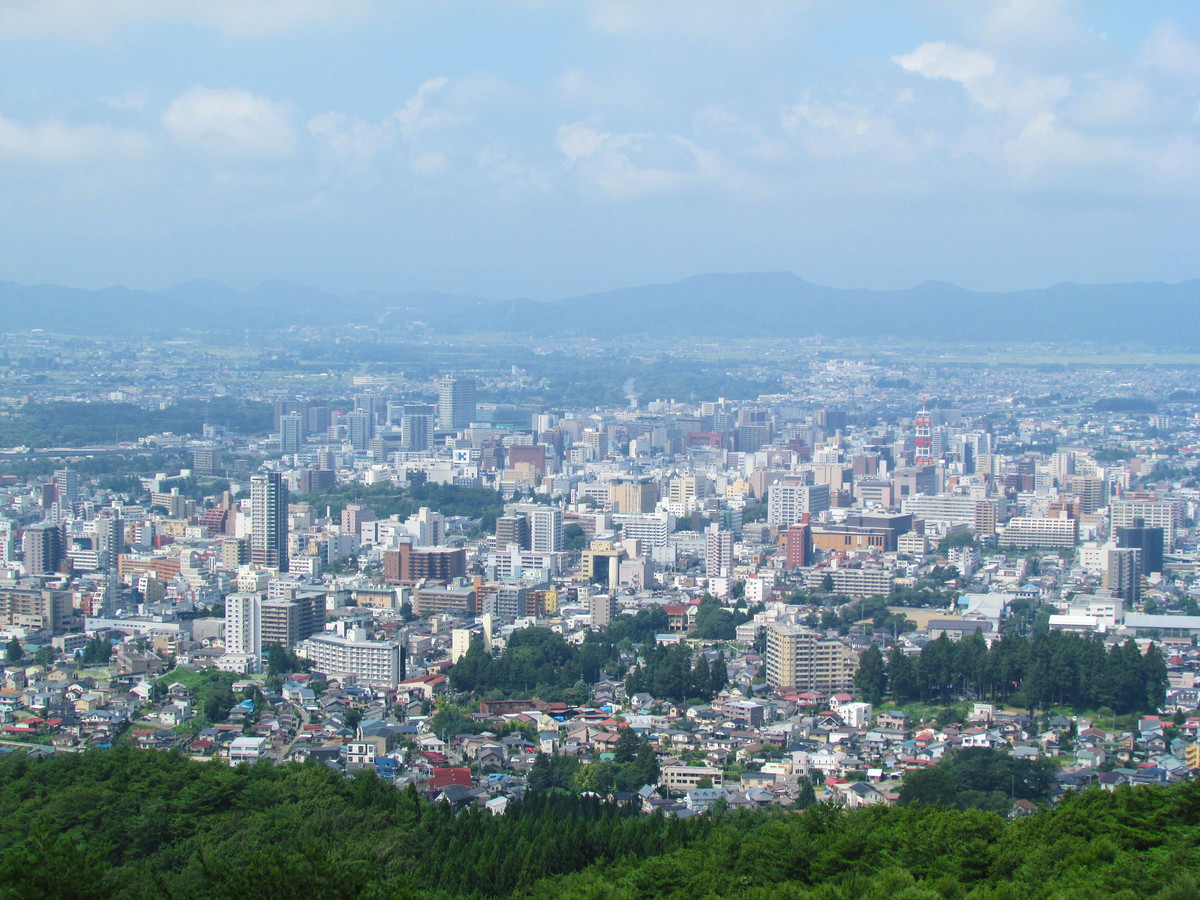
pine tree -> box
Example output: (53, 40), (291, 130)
(854, 645), (886, 705)
(709, 650), (728, 696)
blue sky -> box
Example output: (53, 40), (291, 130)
(1, 1), (1198, 299)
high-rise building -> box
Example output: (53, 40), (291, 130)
(261, 594), (323, 648)
(1070, 475), (1106, 515)
(494, 515), (530, 551)
(783, 522), (810, 568)
(588, 590), (618, 628)
(913, 401), (933, 467)
(341, 504), (377, 538)
(815, 408), (847, 435)
(280, 412), (304, 454)
(224, 593), (263, 664)
(53, 469), (80, 510)
(382, 544), (466, 583)
(346, 410), (373, 451)
(192, 446), (218, 476)
(250, 472), (289, 572)
(767, 483), (831, 527)
(437, 376), (476, 431)
(1116, 517), (1164, 576)
(503, 504), (564, 553)
(1106, 548), (1142, 606)
(609, 478), (658, 514)
(527, 506), (564, 553)
(401, 410), (432, 452)
(705, 524), (734, 578)
(765, 624), (857, 692)
(0, 519), (12, 566)
(1110, 497), (1183, 552)
(22, 523), (63, 576)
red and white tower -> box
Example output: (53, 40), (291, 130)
(914, 399), (933, 466)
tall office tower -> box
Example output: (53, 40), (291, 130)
(815, 408), (847, 435)
(225, 593), (263, 662)
(23, 523), (64, 576)
(914, 401), (933, 466)
(1049, 451), (1075, 485)
(0, 519), (12, 566)
(250, 472), (289, 572)
(767, 483), (831, 527)
(609, 477), (658, 514)
(192, 446), (217, 476)
(406, 506), (446, 546)
(279, 412), (304, 454)
(705, 524), (734, 577)
(341, 504), (377, 538)
(53, 468), (80, 512)
(1106, 548), (1142, 606)
(1070, 475), (1106, 515)
(354, 393), (380, 424)
(437, 375), (476, 431)
(783, 522), (811, 568)
(401, 410), (432, 452)
(527, 505), (564, 553)
(95, 510), (124, 564)
(1116, 517), (1165, 576)
(588, 590), (618, 628)
(273, 400), (300, 432)
(316, 448), (338, 471)
(307, 404), (331, 434)
(1110, 497), (1183, 552)
(261, 594), (323, 648)
(346, 410), (373, 451)
(495, 515), (530, 551)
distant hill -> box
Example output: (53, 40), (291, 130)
(0, 273), (1197, 345)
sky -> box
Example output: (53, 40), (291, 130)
(1, 0), (1199, 300)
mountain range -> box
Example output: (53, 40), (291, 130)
(1, 272), (1197, 345)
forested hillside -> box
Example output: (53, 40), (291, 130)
(1, 748), (1199, 899)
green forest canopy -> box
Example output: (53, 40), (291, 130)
(1, 747), (1200, 898)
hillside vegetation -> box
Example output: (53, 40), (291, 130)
(1, 748), (1199, 898)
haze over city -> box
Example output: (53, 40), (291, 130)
(2, 0), (1199, 299)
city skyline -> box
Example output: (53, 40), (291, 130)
(1, 1), (1198, 300)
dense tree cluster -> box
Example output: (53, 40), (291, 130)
(529, 728), (661, 795)
(265, 643), (310, 677)
(692, 598), (756, 640)
(78, 636), (112, 665)
(897, 748), (1058, 812)
(624, 643), (727, 704)
(297, 480), (508, 531)
(449, 627), (618, 699)
(2, 748), (1200, 898)
(0, 398), (271, 448)
(858, 631), (1168, 714)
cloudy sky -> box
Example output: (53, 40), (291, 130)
(2, 0), (1198, 299)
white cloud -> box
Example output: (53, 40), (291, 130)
(100, 92), (147, 112)
(392, 77), (456, 140)
(308, 111), (390, 165)
(0, 0), (368, 42)
(782, 94), (909, 161)
(0, 113), (150, 162)
(894, 40), (1069, 121)
(556, 123), (609, 163)
(555, 122), (736, 199)
(1141, 21), (1200, 79)
(893, 42), (997, 83)
(163, 87), (295, 160)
